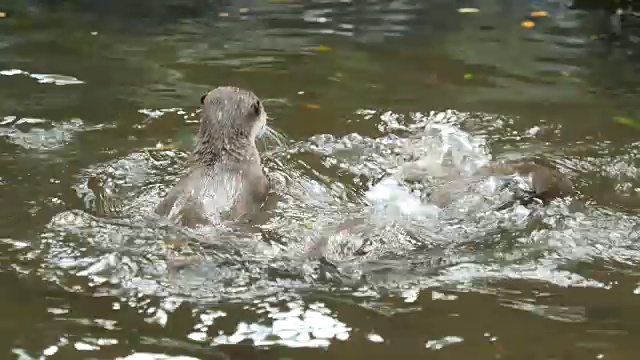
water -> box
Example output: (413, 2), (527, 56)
(2, 0), (640, 358)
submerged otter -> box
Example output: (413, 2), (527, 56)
(155, 86), (269, 227)
(478, 158), (576, 205)
(425, 157), (577, 210)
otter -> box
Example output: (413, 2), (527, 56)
(390, 148), (576, 210)
(155, 86), (269, 227)
(477, 158), (576, 205)
(425, 157), (576, 210)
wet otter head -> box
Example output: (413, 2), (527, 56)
(193, 86), (267, 166)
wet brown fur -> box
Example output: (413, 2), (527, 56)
(477, 158), (576, 204)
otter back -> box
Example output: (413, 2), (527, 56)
(156, 162), (268, 227)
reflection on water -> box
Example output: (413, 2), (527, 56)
(1, 68), (84, 85)
(2, 0), (640, 359)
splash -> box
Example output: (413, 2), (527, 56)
(8, 108), (639, 355)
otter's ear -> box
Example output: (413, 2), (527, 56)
(200, 92), (207, 105)
(250, 100), (262, 117)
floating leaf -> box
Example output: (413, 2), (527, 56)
(464, 73), (473, 80)
(458, 8), (480, 13)
(0, 12), (6, 18)
(613, 116), (640, 130)
(310, 44), (332, 52)
(305, 104), (321, 109)
(530, 10), (549, 18)
(219, 12), (229, 17)
(521, 20), (535, 28)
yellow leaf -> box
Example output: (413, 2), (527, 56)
(310, 44), (332, 52)
(219, 12), (229, 17)
(0, 12), (6, 18)
(458, 8), (480, 13)
(613, 116), (640, 130)
(305, 104), (320, 109)
(521, 20), (535, 28)
(530, 10), (549, 18)
(464, 73), (473, 80)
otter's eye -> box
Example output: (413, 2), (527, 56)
(200, 93), (207, 105)
(250, 100), (262, 117)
